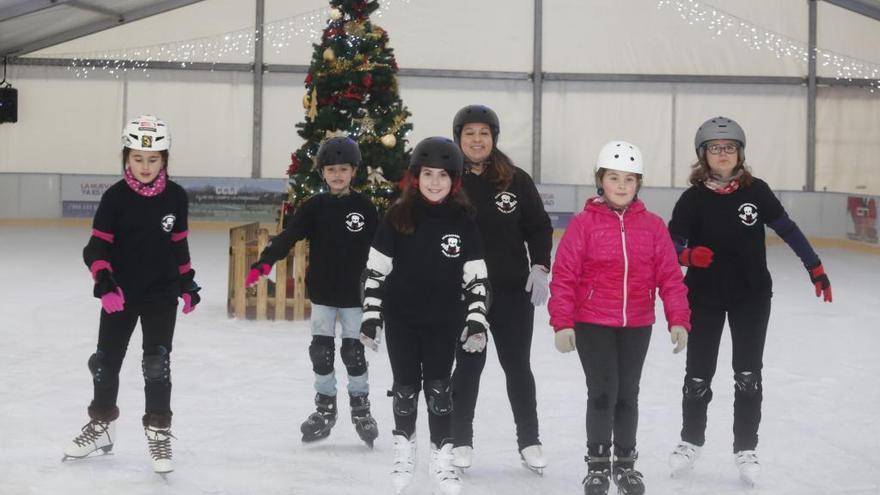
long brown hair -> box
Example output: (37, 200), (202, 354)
(688, 152), (753, 187)
(387, 172), (472, 234)
(471, 148), (515, 192)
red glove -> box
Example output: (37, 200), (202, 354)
(679, 246), (714, 268)
(807, 262), (832, 302)
(245, 263), (271, 288)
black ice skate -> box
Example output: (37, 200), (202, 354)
(349, 394), (378, 448)
(301, 393), (337, 443)
(582, 445), (611, 495)
(612, 448), (645, 495)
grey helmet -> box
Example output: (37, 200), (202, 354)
(316, 136), (362, 168)
(409, 137), (464, 178)
(694, 116), (746, 156)
(452, 104), (500, 147)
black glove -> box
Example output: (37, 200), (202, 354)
(93, 269), (119, 298)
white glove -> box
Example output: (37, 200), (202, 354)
(525, 265), (550, 306)
(460, 321), (488, 353)
(670, 325), (688, 354)
(359, 319), (384, 352)
(554, 328), (576, 353)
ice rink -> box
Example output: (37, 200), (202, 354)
(1, 225), (878, 495)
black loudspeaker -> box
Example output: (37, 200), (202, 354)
(0, 87), (18, 123)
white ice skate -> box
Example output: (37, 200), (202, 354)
(144, 425), (174, 474)
(451, 445), (472, 469)
(735, 450), (760, 486)
(669, 441), (701, 476)
(520, 444), (548, 475)
(429, 442), (462, 495)
(63, 419), (116, 460)
(391, 431), (416, 494)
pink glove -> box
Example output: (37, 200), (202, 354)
(245, 263), (271, 288)
(101, 288), (125, 314)
(181, 293), (196, 314)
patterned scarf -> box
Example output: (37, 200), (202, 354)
(124, 167), (167, 197)
(703, 169), (743, 195)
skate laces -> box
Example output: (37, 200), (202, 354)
(614, 467), (644, 485)
(73, 420), (110, 447)
(736, 451), (759, 466)
(145, 427), (175, 460)
(673, 442), (698, 459)
(431, 448), (460, 482)
(582, 467), (610, 486)
(392, 437), (415, 472)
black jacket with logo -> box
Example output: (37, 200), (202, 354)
(462, 166), (553, 292)
(368, 198), (485, 329)
(668, 178), (785, 307)
(83, 179), (191, 304)
(258, 192), (378, 308)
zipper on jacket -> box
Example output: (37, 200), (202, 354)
(617, 211), (628, 327)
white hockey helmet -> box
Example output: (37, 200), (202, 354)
(596, 140), (644, 175)
(122, 115), (170, 151)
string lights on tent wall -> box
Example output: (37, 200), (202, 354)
(53, 0), (411, 78)
(657, 0), (880, 92)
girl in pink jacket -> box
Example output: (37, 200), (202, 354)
(548, 140), (691, 495)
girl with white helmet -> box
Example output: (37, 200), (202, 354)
(667, 116), (832, 485)
(63, 115), (200, 475)
(548, 140), (691, 495)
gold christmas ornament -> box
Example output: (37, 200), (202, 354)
(329, 8), (342, 20)
(323, 47), (336, 62)
(307, 88), (318, 120)
(367, 166), (387, 185)
(380, 134), (397, 148)
(302, 92), (310, 109)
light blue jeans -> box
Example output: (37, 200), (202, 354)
(310, 304), (369, 397)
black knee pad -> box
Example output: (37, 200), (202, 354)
(388, 383), (419, 417)
(424, 378), (453, 416)
(142, 346), (171, 385)
(308, 335), (335, 376)
(683, 376), (712, 401)
(340, 338), (367, 376)
(88, 349), (117, 385)
(734, 371), (762, 397)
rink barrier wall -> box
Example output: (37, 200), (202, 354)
(2, 173), (878, 255)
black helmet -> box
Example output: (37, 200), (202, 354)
(316, 136), (362, 168)
(452, 104), (500, 146)
(409, 137), (464, 178)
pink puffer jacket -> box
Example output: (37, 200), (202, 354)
(549, 197), (691, 332)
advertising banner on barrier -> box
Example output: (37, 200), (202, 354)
(535, 183), (576, 229)
(61, 175), (288, 222)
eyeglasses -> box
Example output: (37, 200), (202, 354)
(705, 143), (739, 155)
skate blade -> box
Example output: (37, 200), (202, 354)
(61, 446), (114, 462)
(522, 461), (544, 476)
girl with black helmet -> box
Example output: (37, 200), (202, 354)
(449, 104), (553, 473)
(63, 115), (201, 474)
(246, 136), (379, 447)
(667, 116), (833, 485)
(359, 136), (489, 495)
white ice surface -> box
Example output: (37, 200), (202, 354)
(1, 226), (878, 495)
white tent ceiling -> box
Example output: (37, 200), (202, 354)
(0, 0), (205, 57)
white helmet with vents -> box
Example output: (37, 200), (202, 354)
(596, 140), (644, 175)
(122, 115), (170, 151)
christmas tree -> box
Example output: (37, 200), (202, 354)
(286, 0), (412, 214)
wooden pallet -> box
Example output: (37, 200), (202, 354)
(227, 221), (310, 320)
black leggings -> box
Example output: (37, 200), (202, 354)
(451, 289), (539, 450)
(575, 323), (651, 451)
(89, 299), (177, 416)
(680, 295), (771, 452)
(385, 315), (458, 447)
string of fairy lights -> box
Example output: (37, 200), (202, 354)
(52, 0), (411, 79)
(657, 0), (880, 92)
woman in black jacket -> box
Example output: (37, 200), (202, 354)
(667, 116), (832, 485)
(449, 105), (553, 473)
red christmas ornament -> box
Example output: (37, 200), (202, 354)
(304, 73), (313, 85)
(287, 154), (300, 175)
(362, 73), (373, 88)
(323, 28), (344, 40)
